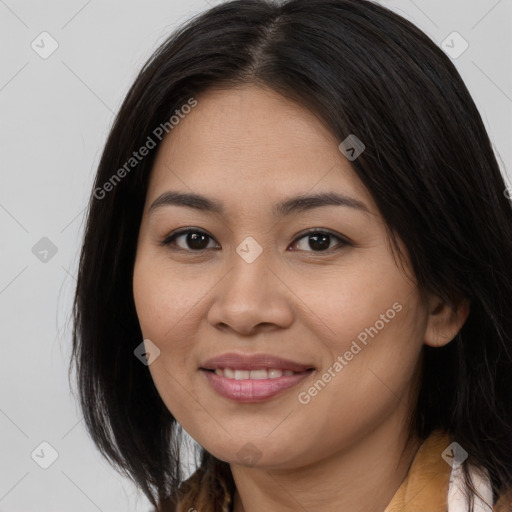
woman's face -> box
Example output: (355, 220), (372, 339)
(132, 84), (431, 468)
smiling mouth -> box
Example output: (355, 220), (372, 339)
(203, 368), (310, 379)
(199, 352), (316, 402)
(200, 367), (315, 402)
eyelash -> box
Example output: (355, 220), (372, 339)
(159, 227), (351, 255)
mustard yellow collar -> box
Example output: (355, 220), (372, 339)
(385, 430), (511, 512)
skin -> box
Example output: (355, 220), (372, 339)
(132, 84), (469, 512)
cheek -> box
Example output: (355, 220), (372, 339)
(289, 297), (425, 464)
(133, 253), (202, 349)
(292, 258), (425, 410)
(132, 253), (210, 408)
(292, 253), (420, 350)
(132, 261), (194, 418)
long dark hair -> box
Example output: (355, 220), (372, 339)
(70, 0), (512, 510)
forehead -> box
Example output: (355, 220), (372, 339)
(146, 85), (375, 215)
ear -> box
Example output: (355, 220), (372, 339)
(423, 293), (470, 348)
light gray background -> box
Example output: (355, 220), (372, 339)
(1, 0), (511, 510)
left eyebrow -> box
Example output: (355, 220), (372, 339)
(274, 191), (371, 217)
(149, 190), (372, 217)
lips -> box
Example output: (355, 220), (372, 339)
(200, 352), (314, 373)
(200, 352), (315, 402)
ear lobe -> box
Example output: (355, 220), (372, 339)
(424, 295), (470, 348)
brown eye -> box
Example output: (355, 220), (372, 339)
(291, 230), (349, 253)
(161, 229), (218, 251)
(160, 228), (350, 254)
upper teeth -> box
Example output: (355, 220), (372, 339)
(214, 368), (295, 380)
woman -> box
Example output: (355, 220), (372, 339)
(70, 0), (512, 510)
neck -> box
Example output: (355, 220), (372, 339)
(230, 413), (422, 512)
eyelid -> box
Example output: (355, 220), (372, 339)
(160, 227), (216, 247)
(160, 227), (351, 253)
(291, 228), (351, 251)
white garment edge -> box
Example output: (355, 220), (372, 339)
(448, 462), (494, 512)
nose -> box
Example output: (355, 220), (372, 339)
(206, 248), (294, 336)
